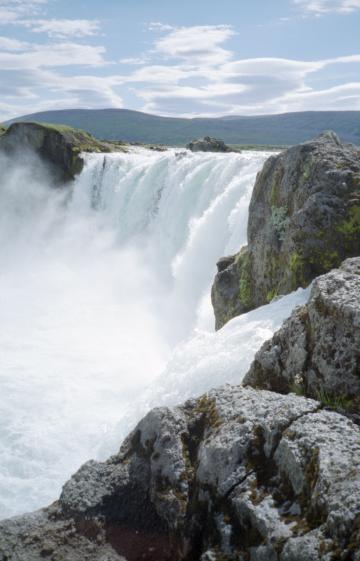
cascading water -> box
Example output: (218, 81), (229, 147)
(0, 147), (309, 520)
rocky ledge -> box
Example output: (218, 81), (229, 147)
(1, 384), (360, 561)
(244, 257), (360, 418)
(186, 136), (234, 153)
(0, 122), (125, 183)
(212, 132), (360, 329)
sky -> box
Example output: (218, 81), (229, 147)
(0, 0), (359, 121)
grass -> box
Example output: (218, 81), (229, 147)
(316, 389), (353, 411)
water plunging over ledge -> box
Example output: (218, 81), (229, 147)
(0, 148), (308, 519)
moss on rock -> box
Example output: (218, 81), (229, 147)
(212, 132), (360, 328)
(0, 121), (127, 183)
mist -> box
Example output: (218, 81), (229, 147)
(0, 147), (307, 519)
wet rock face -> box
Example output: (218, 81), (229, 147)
(186, 136), (233, 153)
(212, 132), (360, 328)
(244, 258), (360, 411)
(0, 122), (115, 183)
(1, 386), (360, 561)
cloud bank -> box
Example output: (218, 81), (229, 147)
(0, 1), (359, 120)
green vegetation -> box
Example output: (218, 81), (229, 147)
(316, 389), (354, 411)
(337, 205), (360, 237)
(0, 125), (6, 136)
(5, 109), (360, 146)
(288, 250), (312, 289)
(238, 250), (253, 309)
(266, 288), (278, 303)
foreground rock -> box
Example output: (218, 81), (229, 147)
(1, 386), (360, 561)
(244, 258), (360, 413)
(186, 136), (233, 153)
(0, 122), (123, 183)
(212, 132), (360, 328)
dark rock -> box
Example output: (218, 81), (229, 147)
(244, 258), (360, 411)
(1, 386), (360, 560)
(0, 122), (121, 183)
(186, 136), (233, 153)
(212, 132), (360, 328)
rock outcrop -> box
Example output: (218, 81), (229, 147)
(212, 132), (360, 328)
(0, 122), (121, 183)
(186, 136), (233, 153)
(1, 386), (360, 561)
(243, 258), (360, 413)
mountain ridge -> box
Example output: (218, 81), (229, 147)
(5, 108), (360, 146)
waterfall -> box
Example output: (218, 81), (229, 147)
(0, 147), (308, 519)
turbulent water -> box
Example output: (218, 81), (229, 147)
(0, 147), (309, 519)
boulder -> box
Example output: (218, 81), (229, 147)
(243, 258), (360, 414)
(0, 122), (120, 183)
(186, 136), (233, 153)
(212, 132), (360, 328)
(1, 386), (360, 561)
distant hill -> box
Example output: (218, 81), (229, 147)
(5, 109), (360, 146)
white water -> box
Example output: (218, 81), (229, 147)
(0, 148), (308, 519)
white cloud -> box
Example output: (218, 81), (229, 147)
(0, 0), (47, 21)
(0, 36), (28, 50)
(0, 42), (108, 70)
(26, 19), (101, 38)
(117, 24), (360, 117)
(147, 22), (174, 32)
(294, 0), (360, 14)
(1, 18), (360, 121)
(154, 25), (235, 65)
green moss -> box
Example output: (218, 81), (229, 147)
(337, 205), (360, 237)
(309, 249), (340, 271)
(289, 251), (307, 288)
(238, 250), (253, 308)
(266, 288), (278, 303)
(290, 383), (305, 397)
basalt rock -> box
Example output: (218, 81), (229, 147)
(243, 258), (360, 415)
(1, 386), (360, 561)
(212, 132), (360, 328)
(186, 136), (233, 153)
(0, 122), (120, 183)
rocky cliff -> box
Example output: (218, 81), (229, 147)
(0, 122), (122, 183)
(243, 257), (360, 416)
(212, 132), (360, 329)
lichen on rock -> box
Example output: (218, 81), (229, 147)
(1, 386), (359, 560)
(244, 257), (360, 417)
(212, 132), (360, 329)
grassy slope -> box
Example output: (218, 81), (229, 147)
(6, 109), (360, 146)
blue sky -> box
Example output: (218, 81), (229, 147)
(0, 0), (359, 120)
